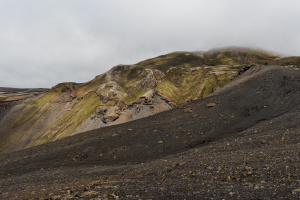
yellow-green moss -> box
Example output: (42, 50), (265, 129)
(44, 93), (102, 143)
(137, 52), (205, 72)
(14, 92), (58, 126)
(201, 75), (216, 98)
(272, 56), (300, 65)
(157, 80), (181, 105)
(155, 67), (238, 105)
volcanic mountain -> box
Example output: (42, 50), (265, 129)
(0, 47), (300, 199)
(0, 46), (284, 154)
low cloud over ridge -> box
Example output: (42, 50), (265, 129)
(1, 0), (300, 88)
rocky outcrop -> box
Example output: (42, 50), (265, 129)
(140, 69), (165, 89)
(96, 105), (121, 123)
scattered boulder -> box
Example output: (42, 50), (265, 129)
(206, 103), (216, 108)
(81, 191), (99, 197)
(98, 106), (121, 124)
(184, 108), (193, 113)
(260, 180), (266, 184)
(292, 189), (300, 195)
(52, 195), (63, 200)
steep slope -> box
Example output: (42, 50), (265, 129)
(1, 47), (299, 154)
(0, 65), (299, 199)
(0, 87), (48, 119)
(0, 52), (242, 154)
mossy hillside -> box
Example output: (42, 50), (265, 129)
(137, 52), (205, 73)
(74, 61), (238, 105)
(200, 67), (238, 98)
(135, 47), (300, 70)
(51, 82), (81, 93)
(156, 66), (239, 105)
(158, 68), (208, 104)
(44, 92), (103, 143)
(10, 50), (243, 136)
(272, 56), (300, 65)
(12, 66), (146, 143)
(204, 47), (278, 66)
(116, 63), (240, 106)
(113, 55), (207, 105)
(81, 73), (107, 95)
(112, 66), (148, 104)
(0, 92), (58, 152)
(156, 80), (181, 104)
(13, 92), (58, 127)
(61, 48), (280, 107)
(77, 66), (147, 105)
(201, 74), (218, 98)
(127, 66), (143, 81)
(122, 84), (147, 104)
(3, 47), (279, 151)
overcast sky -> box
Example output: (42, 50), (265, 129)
(1, 0), (300, 88)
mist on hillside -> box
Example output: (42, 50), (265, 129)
(1, 0), (300, 88)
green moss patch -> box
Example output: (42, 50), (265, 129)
(14, 92), (58, 126)
(44, 92), (102, 142)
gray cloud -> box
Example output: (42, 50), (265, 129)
(1, 0), (300, 88)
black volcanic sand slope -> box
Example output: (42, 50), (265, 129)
(0, 65), (300, 199)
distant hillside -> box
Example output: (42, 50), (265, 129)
(0, 46), (299, 154)
(0, 87), (48, 101)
